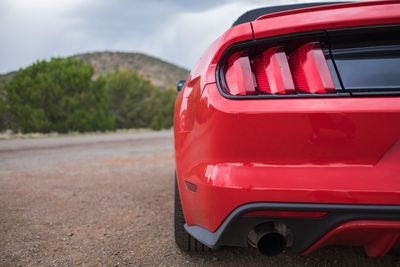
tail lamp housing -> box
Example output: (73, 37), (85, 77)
(225, 52), (255, 96)
(218, 33), (343, 98)
(253, 47), (295, 95)
(289, 42), (335, 94)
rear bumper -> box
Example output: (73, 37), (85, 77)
(185, 202), (400, 256)
(178, 157), (400, 232)
(175, 83), (400, 231)
(303, 220), (400, 257)
(175, 83), (400, 254)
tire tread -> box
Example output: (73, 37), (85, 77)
(174, 176), (210, 252)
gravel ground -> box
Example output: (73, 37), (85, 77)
(0, 130), (399, 266)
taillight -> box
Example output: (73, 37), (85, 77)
(289, 42), (334, 94)
(253, 47), (295, 95)
(243, 210), (327, 218)
(220, 42), (336, 97)
(224, 52), (255, 96)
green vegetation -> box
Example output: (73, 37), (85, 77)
(0, 58), (177, 133)
(103, 69), (176, 130)
(0, 51), (189, 89)
(0, 85), (7, 131)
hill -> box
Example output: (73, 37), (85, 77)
(0, 71), (14, 86)
(0, 52), (189, 89)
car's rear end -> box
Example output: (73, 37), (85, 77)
(174, 1), (400, 256)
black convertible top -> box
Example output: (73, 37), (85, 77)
(232, 2), (347, 27)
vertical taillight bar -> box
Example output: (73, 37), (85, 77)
(253, 47), (295, 95)
(289, 43), (335, 94)
(225, 53), (255, 95)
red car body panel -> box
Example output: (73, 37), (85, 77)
(176, 83), (400, 231)
(174, 0), (400, 256)
(303, 220), (400, 257)
(252, 1), (400, 39)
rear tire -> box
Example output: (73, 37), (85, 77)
(174, 176), (210, 252)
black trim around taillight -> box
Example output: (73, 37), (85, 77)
(328, 25), (400, 96)
(216, 25), (400, 99)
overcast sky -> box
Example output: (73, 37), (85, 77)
(1, 0), (336, 73)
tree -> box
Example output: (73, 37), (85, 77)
(104, 69), (155, 129)
(148, 88), (176, 130)
(5, 58), (114, 133)
(0, 83), (8, 131)
(103, 69), (177, 130)
(2, 59), (176, 133)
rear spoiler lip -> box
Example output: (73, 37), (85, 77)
(232, 2), (348, 27)
(251, 1), (400, 40)
(254, 1), (392, 22)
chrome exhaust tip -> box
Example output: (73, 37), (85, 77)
(248, 223), (289, 256)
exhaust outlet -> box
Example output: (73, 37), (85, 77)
(248, 223), (288, 256)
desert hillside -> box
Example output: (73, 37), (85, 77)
(0, 52), (189, 89)
(74, 52), (189, 88)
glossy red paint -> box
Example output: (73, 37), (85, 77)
(174, 22), (252, 133)
(252, 1), (400, 40)
(174, 0), (400, 255)
(176, 82), (400, 231)
(188, 22), (253, 93)
(303, 220), (400, 257)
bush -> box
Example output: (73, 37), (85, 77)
(1, 59), (176, 133)
(103, 69), (176, 130)
(148, 88), (176, 130)
(0, 84), (8, 131)
(4, 58), (114, 133)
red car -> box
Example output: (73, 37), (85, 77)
(174, 1), (400, 257)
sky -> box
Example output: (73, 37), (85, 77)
(1, 0), (338, 73)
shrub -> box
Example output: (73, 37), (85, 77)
(1, 60), (176, 133)
(4, 58), (114, 133)
(103, 69), (176, 130)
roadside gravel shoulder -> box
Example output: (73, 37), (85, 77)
(0, 131), (398, 266)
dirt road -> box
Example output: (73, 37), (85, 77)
(0, 131), (398, 266)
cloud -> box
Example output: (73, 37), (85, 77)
(151, 2), (262, 69)
(0, 0), (337, 73)
(0, 0), (89, 72)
